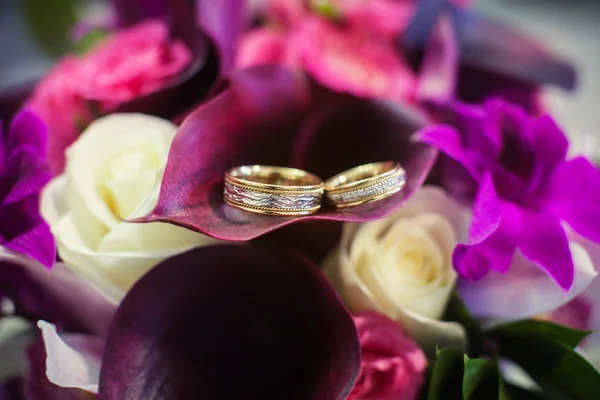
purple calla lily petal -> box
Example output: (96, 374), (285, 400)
(98, 245), (360, 400)
(134, 66), (437, 240)
(112, 0), (169, 26)
(196, 0), (246, 76)
(450, 6), (575, 91)
(0, 378), (25, 400)
(0, 251), (116, 337)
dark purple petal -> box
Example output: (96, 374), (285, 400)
(548, 157), (600, 243)
(450, 7), (576, 91)
(457, 66), (541, 112)
(516, 209), (573, 291)
(403, 1), (575, 92)
(98, 245), (360, 400)
(0, 252), (116, 337)
(0, 378), (25, 400)
(134, 66), (437, 240)
(111, 1), (217, 119)
(195, 0), (246, 76)
(112, 0), (169, 26)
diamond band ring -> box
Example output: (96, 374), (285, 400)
(324, 162), (406, 208)
(224, 165), (324, 215)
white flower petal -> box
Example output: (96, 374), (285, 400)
(458, 242), (597, 320)
(38, 321), (104, 394)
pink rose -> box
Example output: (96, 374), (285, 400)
(27, 57), (90, 174)
(77, 20), (192, 111)
(349, 312), (427, 400)
(237, 1), (417, 102)
(26, 20), (192, 174)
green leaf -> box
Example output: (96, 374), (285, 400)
(498, 336), (600, 399)
(73, 29), (109, 55)
(428, 347), (464, 400)
(501, 382), (547, 400)
(444, 294), (485, 356)
(21, 0), (79, 57)
(463, 355), (500, 400)
(489, 320), (591, 349)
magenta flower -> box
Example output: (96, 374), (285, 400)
(236, 0), (418, 102)
(419, 99), (600, 290)
(0, 109), (55, 268)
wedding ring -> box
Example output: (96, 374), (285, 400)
(324, 162), (406, 208)
(224, 165), (324, 215)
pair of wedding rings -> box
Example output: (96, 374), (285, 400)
(223, 161), (406, 216)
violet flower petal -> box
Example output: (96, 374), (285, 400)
(467, 173), (502, 244)
(0, 249), (116, 337)
(98, 245), (360, 400)
(135, 66), (437, 240)
(459, 242), (595, 320)
(453, 214), (516, 280)
(516, 209), (574, 291)
(548, 157), (600, 243)
(0, 110), (55, 269)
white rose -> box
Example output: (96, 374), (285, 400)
(41, 114), (220, 304)
(323, 186), (469, 352)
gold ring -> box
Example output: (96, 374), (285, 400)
(324, 162), (406, 208)
(224, 165), (324, 215)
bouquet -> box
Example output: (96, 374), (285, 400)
(0, 0), (598, 399)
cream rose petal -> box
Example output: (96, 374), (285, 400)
(65, 114), (177, 249)
(323, 249), (466, 354)
(42, 114), (224, 303)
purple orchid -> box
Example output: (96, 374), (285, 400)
(419, 99), (600, 290)
(0, 110), (55, 269)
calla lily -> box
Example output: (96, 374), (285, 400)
(35, 245), (361, 399)
(133, 66), (438, 240)
(0, 248), (116, 337)
(404, 0), (575, 110)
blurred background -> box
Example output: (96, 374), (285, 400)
(0, 0), (599, 142)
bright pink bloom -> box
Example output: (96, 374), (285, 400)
(26, 20), (192, 174)
(27, 57), (90, 175)
(295, 16), (416, 101)
(237, 0), (417, 102)
(77, 20), (192, 111)
(349, 312), (427, 400)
